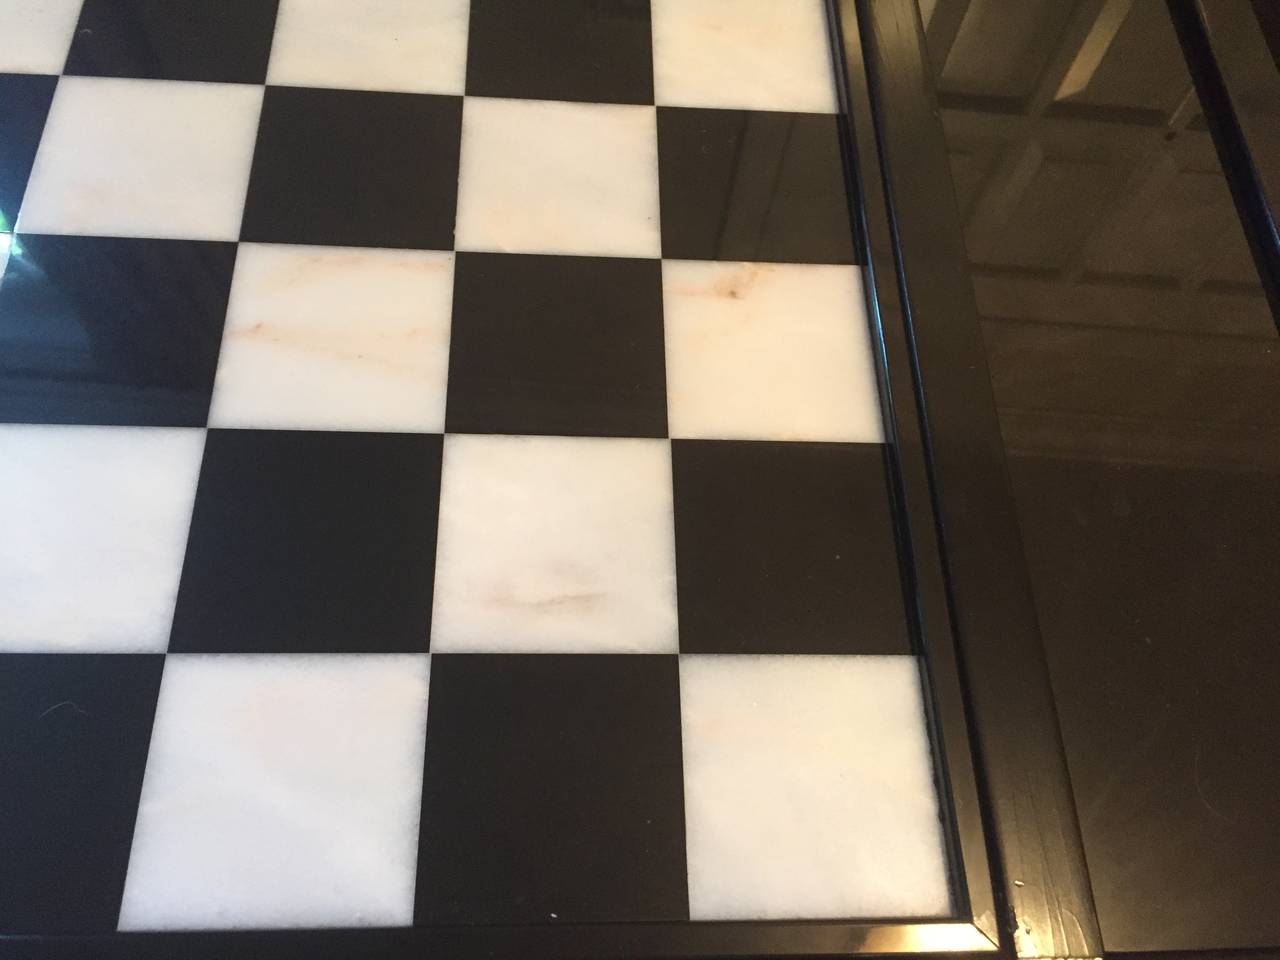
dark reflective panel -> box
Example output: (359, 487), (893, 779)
(656, 107), (858, 265)
(464, 0), (655, 105)
(64, 0), (280, 85)
(0, 74), (57, 233)
(0, 235), (235, 427)
(919, 0), (1280, 951)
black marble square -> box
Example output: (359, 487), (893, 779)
(240, 87), (462, 250)
(0, 235), (235, 427)
(0, 74), (57, 231)
(465, 0), (653, 105)
(672, 440), (910, 654)
(446, 253), (667, 438)
(169, 429), (441, 653)
(64, 0), (279, 84)
(0, 654), (163, 933)
(415, 654), (688, 924)
(657, 107), (859, 264)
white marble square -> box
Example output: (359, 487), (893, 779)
(118, 654), (431, 931)
(680, 655), (952, 920)
(208, 244), (454, 433)
(663, 261), (883, 442)
(651, 0), (839, 113)
(0, 425), (204, 653)
(0, 0), (82, 74)
(18, 77), (263, 241)
(431, 434), (678, 654)
(267, 0), (470, 95)
(455, 97), (661, 258)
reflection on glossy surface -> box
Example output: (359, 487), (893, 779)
(0, 73), (57, 231)
(657, 106), (857, 265)
(920, 0), (1280, 951)
(0, 235), (235, 426)
(63, 0), (279, 84)
(922, 0), (1278, 470)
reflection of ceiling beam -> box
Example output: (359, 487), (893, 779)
(964, 140), (1044, 257)
(1166, 83), (1200, 129)
(1029, 0), (1112, 114)
(994, 404), (1280, 472)
(1054, 0), (1136, 101)
(970, 268), (1272, 337)
(924, 0), (970, 78)
(938, 100), (1212, 150)
(1060, 151), (1179, 283)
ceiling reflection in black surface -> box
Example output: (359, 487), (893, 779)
(918, 0), (1280, 952)
(0, 235), (234, 427)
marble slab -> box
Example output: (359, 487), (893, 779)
(430, 434), (679, 654)
(268, 0), (471, 95)
(455, 97), (661, 258)
(680, 654), (952, 920)
(651, 0), (839, 113)
(118, 654), (431, 930)
(0, 425), (204, 652)
(663, 260), (884, 442)
(19, 77), (262, 241)
(0, 0), (82, 74)
(208, 244), (454, 433)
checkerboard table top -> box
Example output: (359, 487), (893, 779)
(0, 0), (954, 940)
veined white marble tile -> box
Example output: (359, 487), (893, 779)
(268, 0), (470, 95)
(0, 425), (204, 653)
(431, 434), (678, 654)
(651, 0), (839, 113)
(118, 654), (431, 931)
(454, 97), (661, 259)
(208, 244), (454, 433)
(680, 655), (952, 920)
(0, 0), (82, 74)
(18, 77), (263, 241)
(663, 261), (884, 443)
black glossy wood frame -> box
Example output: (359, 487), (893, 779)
(1169, 0), (1280, 331)
(839, 1), (1104, 959)
(4, 5), (1005, 958)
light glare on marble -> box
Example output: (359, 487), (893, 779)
(0, 425), (204, 653)
(268, 0), (470, 95)
(663, 261), (884, 443)
(431, 434), (678, 654)
(0, 0), (82, 74)
(118, 654), (431, 931)
(651, 0), (839, 113)
(455, 97), (661, 258)
(680, 655), (953, 920)
(208, 244), (454, 433)
(18, 77), (263, 241)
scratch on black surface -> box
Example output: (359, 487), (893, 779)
(1192, 740), (1237, 824)
(39, 700), (91, 720)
